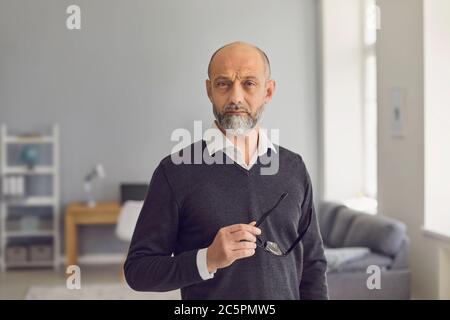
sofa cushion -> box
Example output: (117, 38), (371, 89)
(343, 213), (406, 257)
(326, 252), (393, 273)
(324, 246), (370, 272)
(318, 202), (344, 245)
(326, 207), (359, 248)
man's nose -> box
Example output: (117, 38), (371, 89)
(229, 82), (244, 105)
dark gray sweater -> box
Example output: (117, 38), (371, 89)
(124, 140), (329, 300)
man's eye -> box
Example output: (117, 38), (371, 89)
(216, 82), (228, 88)
(245, 81), (256, 87)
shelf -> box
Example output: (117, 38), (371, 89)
(1, 124), (60, 272)
(2, 166), (55, 175)
(5, 230), (54, 238)
(5, 196), (56, 206)
(5, 260), (55, 268)
(4, 136), (55, 144)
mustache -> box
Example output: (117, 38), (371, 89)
(223, 103), (250, 114)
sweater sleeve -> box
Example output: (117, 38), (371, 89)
(124, 162), (205, 292)
(298, 157), (329, 300)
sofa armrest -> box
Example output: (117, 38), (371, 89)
(391, 237), (410, 270)
(327, 269), (411, 300)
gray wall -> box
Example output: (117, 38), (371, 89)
(0, 0), (320, 256)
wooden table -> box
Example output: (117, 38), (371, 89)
(65, 202), (121, 267)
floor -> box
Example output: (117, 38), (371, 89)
(0, 264), (123, 299)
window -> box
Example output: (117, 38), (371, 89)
(321, 0), (378, 214)
(350, 0), (378, 212)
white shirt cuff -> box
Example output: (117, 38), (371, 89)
(196, 248), (216, 280)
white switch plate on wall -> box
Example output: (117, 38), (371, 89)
(390, 87), (406, 137)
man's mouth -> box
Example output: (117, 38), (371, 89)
(226, 111), (248, 115)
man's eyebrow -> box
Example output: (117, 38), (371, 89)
(213, 76), (231, 82)
(242, 76), (259, 81)
(213, 75), (260, 82)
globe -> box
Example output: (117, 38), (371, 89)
(21, 145), (40, 169)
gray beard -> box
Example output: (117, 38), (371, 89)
(213, 103), (265, 135)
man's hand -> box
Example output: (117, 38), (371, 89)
(206, 221), (262, 274)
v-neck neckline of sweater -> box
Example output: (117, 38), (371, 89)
(225, 148), (272, 177)
(230, 157), (261, 176)
(201, 139), (269, 176)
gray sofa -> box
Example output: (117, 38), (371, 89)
(318, 202), (411, 300)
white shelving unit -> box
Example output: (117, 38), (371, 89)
(0, 124), (60, 271)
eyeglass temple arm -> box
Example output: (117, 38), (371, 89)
(255, 192), (289, 228)
(284, 207), (314, 256)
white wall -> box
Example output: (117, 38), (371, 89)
(377, 0), (450, 299)
(424, 0), (450, 238)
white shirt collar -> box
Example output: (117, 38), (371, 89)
(205, 121), (277, 169)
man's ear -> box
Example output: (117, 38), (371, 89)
(264, 79), (276, 104)
(206, 79), (213, 102)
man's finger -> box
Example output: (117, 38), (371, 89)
(227, 223), (261, 235)
(230, 241), (257, 250)
(229, 230), (257, 243)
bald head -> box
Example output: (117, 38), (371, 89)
(207, 42), (271, 80)
(205, 42), (276, 135)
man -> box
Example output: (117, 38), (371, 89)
(124, 42), (328, 300)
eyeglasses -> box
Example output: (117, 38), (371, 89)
(254, 192), (313, 257)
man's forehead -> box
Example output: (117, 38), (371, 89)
(212, 61), (263, 79)
(209, 47), (266, 79)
